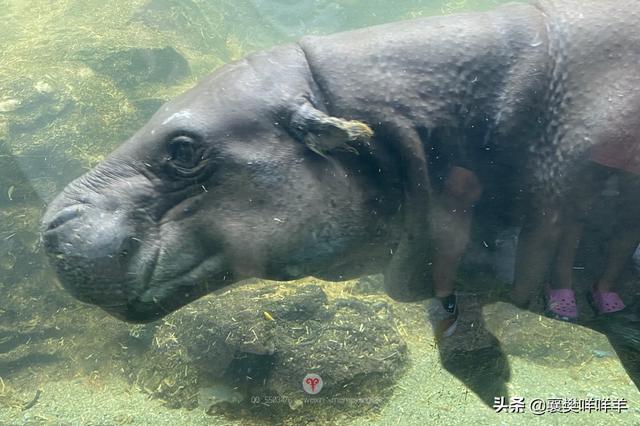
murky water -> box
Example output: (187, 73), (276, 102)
(1, 0), (639, 424)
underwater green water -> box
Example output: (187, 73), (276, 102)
(1, 0), (639, 425)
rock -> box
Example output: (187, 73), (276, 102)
(142, 282), (407, 411)
(351, 274), (385, 295)
(267, 293), (404, 406)
(133, 0), (246, 59)
(81, 47), (191, 89)
(0, 78), (73, 133)
(0, 99), (21, 113)
(197, 384), (244, 411)
(34, 81), (53, 94)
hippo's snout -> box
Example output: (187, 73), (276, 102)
(44, 206), (134, 260)
(42, 200), (142, 306)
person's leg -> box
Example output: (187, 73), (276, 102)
(550, 165), (605, 289)
(595, 228), (640, 292)
(590, 171), (640, 313)
(544, 180), (601, 320)
(511, 163), (610, 309)
(431, 166), (483, 298)
(544, 212), (584, 321)
(549, 218), (583, 290)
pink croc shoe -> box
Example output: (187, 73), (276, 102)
(588, 287), (626, 315)
(545, 287), (578, 322)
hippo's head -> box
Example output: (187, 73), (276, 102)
(41, 44), (424, 323)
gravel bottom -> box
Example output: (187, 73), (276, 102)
(1, 299), (639, 425)
(2, 379), (234, 426)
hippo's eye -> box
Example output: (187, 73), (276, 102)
(167, 135), (203, 172)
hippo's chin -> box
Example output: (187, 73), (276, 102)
(102, 304), (164, 324)
(102, 282), (218, 323)
(125, 258), (240, 322)
(102, 300), (179, 324)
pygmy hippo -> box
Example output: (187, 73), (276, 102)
(42, 0), (640, 322)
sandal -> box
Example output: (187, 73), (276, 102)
(545, 286), (578, 322)
(588, 287), (626, 315)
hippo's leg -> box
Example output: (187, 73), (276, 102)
(431, 166), (483, 298)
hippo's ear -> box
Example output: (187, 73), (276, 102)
(288, 103), (373, 157)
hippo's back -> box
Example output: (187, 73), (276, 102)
(530, 0), (640, 191)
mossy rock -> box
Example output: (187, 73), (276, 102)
(135, 282), (407, 414)
(80, 46), (191, 90)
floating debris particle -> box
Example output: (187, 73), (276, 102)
(22, 389), (42, 411)
(263, 311), (275, 321)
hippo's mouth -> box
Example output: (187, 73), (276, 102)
(43, 203), (232, 323)
(103, 254), (232, 323)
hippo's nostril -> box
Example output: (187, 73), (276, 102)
(45, 205), (87, 232)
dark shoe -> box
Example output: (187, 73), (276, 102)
(427, 294), (459, 339)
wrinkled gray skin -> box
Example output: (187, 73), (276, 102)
(42, 0), (640, 322)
